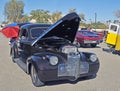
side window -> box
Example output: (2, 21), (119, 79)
(110, 25), (117, 32)
(20, 29), (28, 40)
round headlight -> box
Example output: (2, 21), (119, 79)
(49, 56), (58, 65)
(90, 54), (97, 62)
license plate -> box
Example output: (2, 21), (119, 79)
(84, 40), (97, 43)
(91, 41), (97, 43)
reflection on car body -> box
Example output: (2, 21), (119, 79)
(10, 12), (99, 87)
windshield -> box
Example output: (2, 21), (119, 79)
(30, 27), (49, 38)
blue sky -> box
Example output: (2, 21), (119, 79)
(0, 0), (120, 23)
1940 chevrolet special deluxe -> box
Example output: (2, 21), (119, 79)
(10, 12), (99, 87)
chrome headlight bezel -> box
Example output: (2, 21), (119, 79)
(49, 56), (58, 66)
(90, 54), (97, 62)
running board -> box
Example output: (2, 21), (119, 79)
(14, 58), (27, 73)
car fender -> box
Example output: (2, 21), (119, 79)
(82, 52), (99, 63)
(26, 55), (42, 74)
(26, 52), (62, 74)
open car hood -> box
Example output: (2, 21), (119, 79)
(32, 12), (80, 46)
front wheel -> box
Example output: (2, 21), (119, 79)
(30, 64), (44, 87)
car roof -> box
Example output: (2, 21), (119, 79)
(18, 22), (32, 27)
(20, 23), (52, 29)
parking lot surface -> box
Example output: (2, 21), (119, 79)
(0, 33), (120, 91)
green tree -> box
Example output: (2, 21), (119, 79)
(79, 13), (85, 22)
(48, 11), (62, 23)
(68, 8), (85, 22)
(113, 20), (119, 24)
(20, 14), (29, 22)
(68, 8), (76, 13)
(115, 10), (120, 18)
(106, 20), (112, 25)
(30, 9), (50, 23)
(4, 0), (25, 23)
(88, 22), (108, 29)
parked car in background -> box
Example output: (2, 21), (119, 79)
(10, 13), (99, 87)
(75, 30), (103, 47)
(93, 31), (105, 38)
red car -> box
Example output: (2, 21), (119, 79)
(75, 30), (103, 47)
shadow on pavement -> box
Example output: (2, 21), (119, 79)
(45, 75), (97, 86)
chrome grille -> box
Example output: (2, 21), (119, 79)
(58, 54), (80, 78)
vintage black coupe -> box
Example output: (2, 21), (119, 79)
(10, 13), (99, 87)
